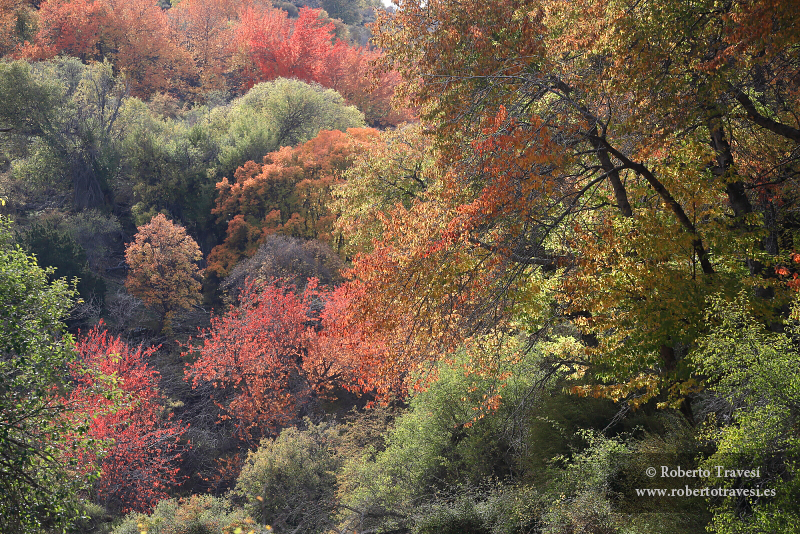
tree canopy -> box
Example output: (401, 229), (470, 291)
(2, 0), (800, 531)
(346, 0), (800, 406)
(0, 215), (92, 533)
(125, 213), (203, 332)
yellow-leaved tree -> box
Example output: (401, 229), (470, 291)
(125, 214), (203, 332)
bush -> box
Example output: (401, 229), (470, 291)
(222, 235), (344, 300)
(692, 293), (800, 534)
(540, 431), (628, 534)
(414, 494), (490, 534)
(411, 484), (546, 534)
(235, 420), (341, 533)
(71, 501), (114, 534)
(113, 495), (264, 534)
(23, 219), (107, 307)
(337, 337), (547, 532)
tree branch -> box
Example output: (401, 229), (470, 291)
(731, 86), (800, 143)
(596, 137), (715, 275)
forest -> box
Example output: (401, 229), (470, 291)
(1, 0), (799, 533)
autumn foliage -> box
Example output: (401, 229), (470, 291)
(25, 0), (196, 97)
(0, 0), (35, 55)
(239, 6), (335, 86)
(69, 324), (186, 513)
(167, 0), (247, 92)
(184, 279), (362, 443)
(235, 5), (411, 125)
(207, 128), (379, 278)
(18, 0), (409, 123)
(125, 214), (203, 331)
(360, 0), (800, 407)
(2, 0), (800, 530)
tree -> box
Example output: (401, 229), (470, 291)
(207, 127), (377, 278)
(23, 219), (107, 307)
(0, 58), (128, 210)
(70, 324), (187, 514)
(360, 0), (800, 408)
(333, 123), (438, 256)
(320, 0), (363, 25)
(210, 78), (365, 185)
(167, 0), (243, 95)
(185, 279), (358, 444)
(0, 215), (94, 533)
(125, 213), (203, 332)
(221, 234), (345, 300)
(185, 279), (315, 442)
(0, 0), (36, 55)
(22, 0), (113, 61)
(26, 0), (197, 98)
(322, 41), (413, 127)
(230, 78), (366, 149)
(119, 99), (221, 243)
(238, 6), (336, 89)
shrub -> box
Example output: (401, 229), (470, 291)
(23, 219), (106, 306)
(113, 495), (264, 534)
(221, 235), (344, 301)
(337, 337), (545, 532)
(235, 420), (341, 533)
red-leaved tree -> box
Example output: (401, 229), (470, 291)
(69, 323), (187, 513)
(235, 5), (412, 126)
(184, 279), (360, 444)
(236, 6), (333, 88)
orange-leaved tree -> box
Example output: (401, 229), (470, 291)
(207, 127), (379, 279)
(125, 213), (203, 332)
(355, 0), (800, 410)
(167, 0), (243, 95)
(25, 0), (196, 97)
(0, 0), (36, 55)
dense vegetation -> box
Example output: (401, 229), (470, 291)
(1, 0), (800, 533)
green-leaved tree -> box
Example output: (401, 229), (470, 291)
(0, 215), (96, 533)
